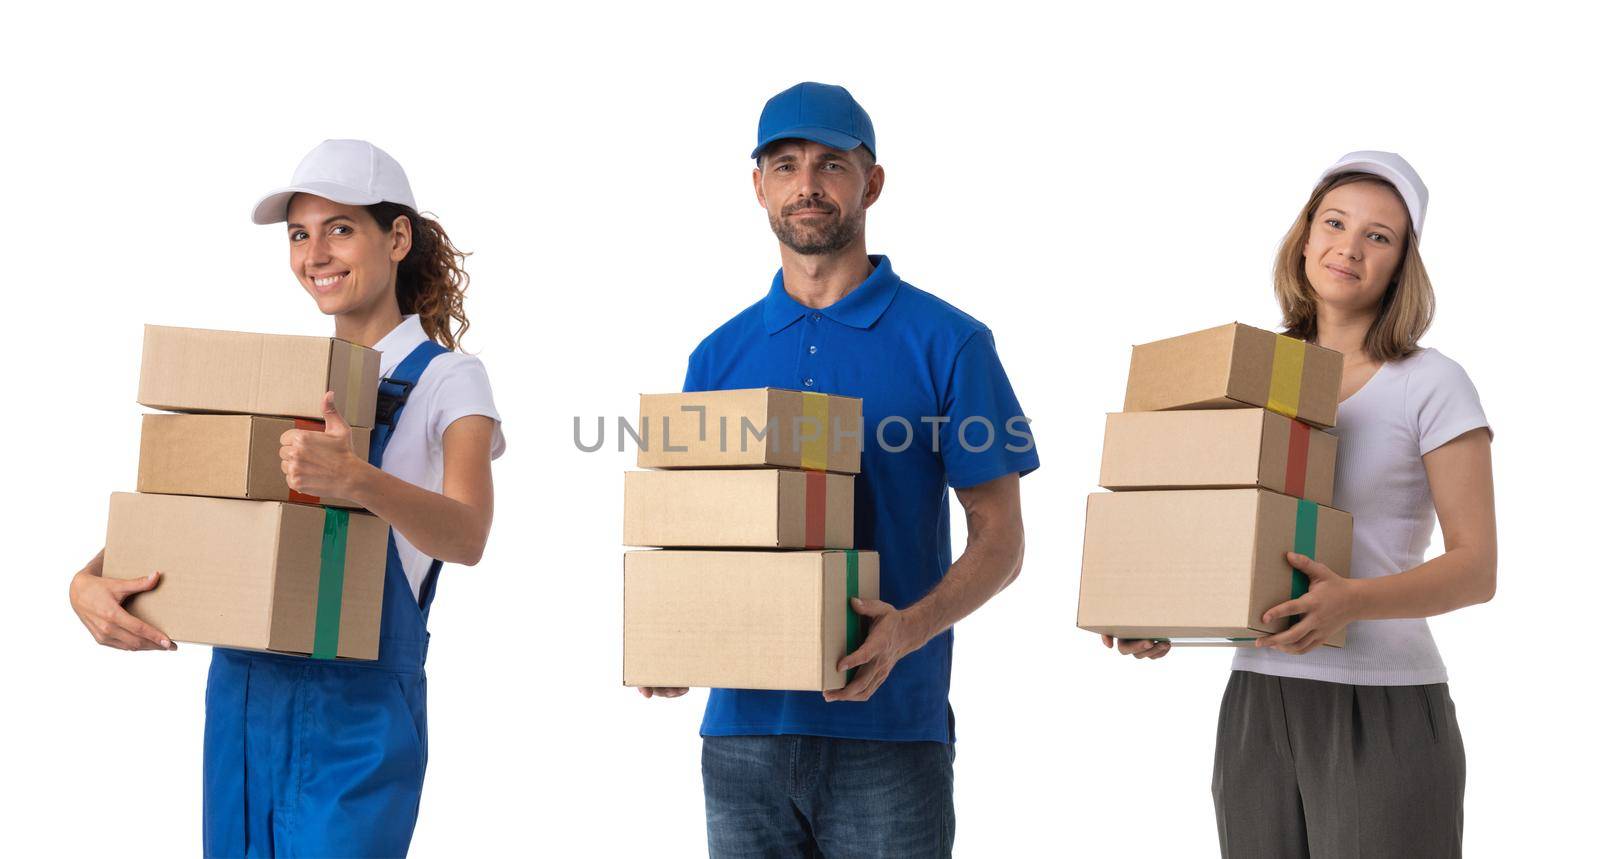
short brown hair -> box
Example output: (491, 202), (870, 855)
(1273, 173), (1434, 362)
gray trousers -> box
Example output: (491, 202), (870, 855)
(1212, 670), (1466, 858)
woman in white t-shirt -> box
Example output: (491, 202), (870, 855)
(1105, 152), (1496, 857)
(67, 140), (506, 857)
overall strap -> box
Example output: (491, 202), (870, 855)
(369, 340), (451, 468)
(369, 339), (451, 613)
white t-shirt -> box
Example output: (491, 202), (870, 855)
(1231, 347), (1490, 686)
(370, 315), (506, 600)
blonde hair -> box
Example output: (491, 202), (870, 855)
(1273, 172), (1434, 362)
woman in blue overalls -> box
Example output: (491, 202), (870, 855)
(68, 139), (505, 857)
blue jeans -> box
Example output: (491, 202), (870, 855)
(702, 735), (956, 858)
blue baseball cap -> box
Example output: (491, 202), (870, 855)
(751, 82), (876, 161)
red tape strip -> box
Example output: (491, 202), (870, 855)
(804, 470), (827, 549)
(288, 419), (324, 505)
(1284, 419), (1310, 499)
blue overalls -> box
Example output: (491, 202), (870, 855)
(203, 340), (450, 858)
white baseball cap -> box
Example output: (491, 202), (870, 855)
(251, 139), (417, 225)
(1318, 150), (1428, 238)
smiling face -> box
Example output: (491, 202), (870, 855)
(753, 139), (883, 256)
(285, 193), (411, 317)
(1301, 180), (1410, 315)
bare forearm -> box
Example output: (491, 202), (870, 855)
(1356, 429), (1498, 621)
(347, 465), (490, 565)
(1354, 545), (1495, 620)
(903, 528), (1024, 650)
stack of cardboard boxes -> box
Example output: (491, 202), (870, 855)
(623, 388), (880, 690)
(1077, 323), (1356, 646)
(101, 325), (389, 660)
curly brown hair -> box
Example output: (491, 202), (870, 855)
(364, 201), (471, 350)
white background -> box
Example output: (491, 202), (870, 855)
(6, 2), (1596, 856)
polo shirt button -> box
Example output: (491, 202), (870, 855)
(811, 313), (822, 321)
(803, 378), (814, 387)
(808, 345), (817, 354)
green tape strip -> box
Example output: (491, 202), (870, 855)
(845, 550), (861, 683)
(312, 507), (349, 660)
(1292, 499), (1318, 601)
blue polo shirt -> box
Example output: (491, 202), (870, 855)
(684, 255), (1039, 744)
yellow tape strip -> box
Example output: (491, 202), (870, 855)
(1267, 335), (1305, 419)
(801, 391), (830, 471)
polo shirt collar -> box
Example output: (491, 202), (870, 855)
(372, 314), (429, 375)
(762, 254), (901, 334)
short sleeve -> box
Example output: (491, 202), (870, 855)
(1409, 351), (1491, 456)
(937, 330), (1041, 489)
(426, 355), (507, 459)
(682, 340), (714, 394)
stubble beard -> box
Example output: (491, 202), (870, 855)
(769, 206), (865, 256)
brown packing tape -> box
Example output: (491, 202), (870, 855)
(345, 343), (366, 425)
(138, 325), (384, 425)
(329, 339), (380, 428)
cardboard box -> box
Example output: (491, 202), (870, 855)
(1099, 409), (1337, 507)
(636, 388), (863, 473)
(623, 469), (854, 548)
(138, 324), (380, 428)
(1123, 323), (1342, 428)
(138, 414), (372, 509)
(623, 549), (879, 690)
(1077, 489), (1352, 646)
(103, 492), (388, 659)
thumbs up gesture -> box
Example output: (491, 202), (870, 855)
(279, 391), (367, 501)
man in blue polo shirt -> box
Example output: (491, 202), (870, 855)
(639, 82), (1039, 857)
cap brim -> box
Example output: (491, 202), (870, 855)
(1321, 159), (1404, 189)
(250, 180), (386, 225)
(1318, 161), (1424, 237)
(751, 127), (867, 160)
